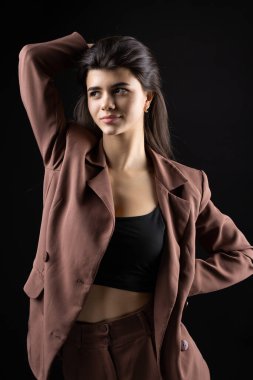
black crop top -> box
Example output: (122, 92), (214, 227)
(93, 204), (166, 292)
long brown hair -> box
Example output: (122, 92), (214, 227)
(73, 35), (175, 160)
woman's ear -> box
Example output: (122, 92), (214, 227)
(147, 91), (154, 102)
(146, 92), (154, 108)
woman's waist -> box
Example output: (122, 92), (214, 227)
(76, 284), (153, 323)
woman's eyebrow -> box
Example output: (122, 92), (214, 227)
(87, 82), (131, 91)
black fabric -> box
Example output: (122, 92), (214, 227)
(93, 205), (166, 292)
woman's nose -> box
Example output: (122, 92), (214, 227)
(101, 94), (116, 110)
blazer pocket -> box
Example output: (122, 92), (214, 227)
(23, 267), (44, 299)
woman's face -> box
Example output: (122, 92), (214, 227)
(86, 67), (152, 136)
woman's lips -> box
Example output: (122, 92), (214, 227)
(101, 116), (121, 124)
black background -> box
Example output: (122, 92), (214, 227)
(2, 1), (253, 379)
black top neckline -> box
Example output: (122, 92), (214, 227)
(115, 204), (159, 220)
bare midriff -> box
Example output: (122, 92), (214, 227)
(76, 285), (153, 322)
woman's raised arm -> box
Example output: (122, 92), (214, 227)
(18, 32), (88, 169)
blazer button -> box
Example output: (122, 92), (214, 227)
(100, 324), (109, 332)
(43, 251), (49, 262)
(181, 339), (189, 351)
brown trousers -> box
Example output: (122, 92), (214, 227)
(58, 297), (161, 380)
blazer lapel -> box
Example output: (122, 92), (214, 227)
(146, 145), (191, 362)
(85, 137), (115, 218)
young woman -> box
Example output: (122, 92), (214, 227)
(18, 31), (253, 380)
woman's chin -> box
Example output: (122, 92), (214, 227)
(101, 125), (125, 135)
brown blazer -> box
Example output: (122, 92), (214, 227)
(18, 32), (253, 380)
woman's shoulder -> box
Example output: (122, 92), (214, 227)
(168, 158), (207, 198)
(169, 158), (205, 179)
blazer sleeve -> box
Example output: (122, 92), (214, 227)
(18, 32), (87, 168)
(189, 170), (253, 296)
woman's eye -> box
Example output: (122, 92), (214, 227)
(89, 88), (128, 97)
(89, 91), (99, 97)
(114, 88), (128, 94)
